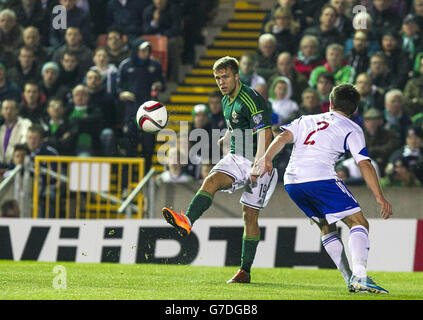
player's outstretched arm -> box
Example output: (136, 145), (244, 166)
(357, 159), (393, 219)
(251, 130), (293, 178)
(218, 129), (230, 149)
(254, 128), (273, 162)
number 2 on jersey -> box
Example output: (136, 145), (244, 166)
(303, 121), (329, 145)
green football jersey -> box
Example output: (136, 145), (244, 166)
(222, 82), (272, 161)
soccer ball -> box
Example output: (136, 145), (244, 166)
(136, 100), (169, 133)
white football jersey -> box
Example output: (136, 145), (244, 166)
(281, 112), (370, 184)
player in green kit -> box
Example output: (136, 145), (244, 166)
(162, 56), (278, 283)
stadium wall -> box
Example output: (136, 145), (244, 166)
(1, 218), (422, 272)
(153, 182), (423, 219)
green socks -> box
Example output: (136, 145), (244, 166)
(186, 190), (259, 274)
(240, 235), (260, 274)
(186, 190), (213, 225)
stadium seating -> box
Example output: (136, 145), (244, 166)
(151, 1), (266, 173)
(141, 35), (169, 77)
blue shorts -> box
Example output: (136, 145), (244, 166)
(285, 179), (361, 224)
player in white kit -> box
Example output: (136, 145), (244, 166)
(252, 83), (392, 293)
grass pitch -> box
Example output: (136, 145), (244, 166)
(0, 261), (422, 300)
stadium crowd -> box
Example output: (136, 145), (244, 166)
(0, 0), (422, 192)
(0, 0), (218, 177)
(161, 0), (423, 188)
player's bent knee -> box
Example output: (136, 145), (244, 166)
(342, 211), (369, 230)
(201, 171), (233, 195)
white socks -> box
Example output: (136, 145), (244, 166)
(321, 231), (352, 283)
(349, 225), (370, 278)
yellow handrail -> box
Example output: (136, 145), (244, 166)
(32, 156), (145, 219)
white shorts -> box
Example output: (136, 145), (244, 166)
(210, 153), (278, 210)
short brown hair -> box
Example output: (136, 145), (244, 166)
(213, 56), (239, 75)
(28, 123), (46, 138)
(329, 83), (360, 116)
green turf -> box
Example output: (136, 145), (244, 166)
(0, 261), (422, 300)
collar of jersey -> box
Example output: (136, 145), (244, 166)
(228, 81), (243, 105)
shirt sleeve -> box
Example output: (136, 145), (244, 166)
(280, 116), (301, 143)
(346, 129), (371, 163)
(241, 89), (272, 135)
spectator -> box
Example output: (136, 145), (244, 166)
(362, 107), (400, 174)
(2, 143), (30, 178)
(156, 147), (193, 184)
(302, 4), (345, 57)
(268, 76), (299, 125)
(0, 29), (16, 68)
(87, 0), (107, 38)
(367, 51), (394, 94)
(252, 82), (278, 126)
(7, 45), (40, 89)
(381, 157), (422, 188)
(207, 89), (225, 131)
(118, 39), (165, 170)
(8, 0), (47, 40)
(346, 30), (370, 75)
(180, 0), (217, 64)
(268, 52), (308, 104)
(21, 26), (51, 66)
(293, 34), (325, 79)
(19, 81), (47, 124)
(39, 61), (69, 102)
(295, 0), (328, 30)
(0, 61), (21, 103)
(404, 53), (423, 117)
(355, 72), (385, 113)
(254, 33), (279, 81)
(85, 69), (117, 156)
(336, 157), (381, 186)
(309, 43), (355, 88)
(26, 123), (60, 218)
(67, 84), (102, 156)
(0, 8), (23, 54)
(380, 31), (410, 90)
(383, 89), (412, 145)
(49, 0), (93, 48)
(104, 27), (131, 68)
(315, 72), (334, 113)
(186, 103), (213, 179)
(90, 47), (118, 96)
(52, 26), (93, 75)
(370, 0), (401, 41)
(413, 0), (423, 31)
(0, 199), (20, 217)
(330, 0), (353, 37)
(263, 6), (300, 55)
(106, 0), (148, 41)
(142, 0), (183, 82)
(344, 11), (380, 55)
(386, 126), (423, 185)
(387, 0), (409, 19)
(57, 51), (83, 92)
(0, 99), (32, 167)
(264, 0), (305, 32)
(43, 96), (75, 155)
(401, 14), (423, 63)
(297, 88), (321, 115)
(238, 52), (266, 89)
